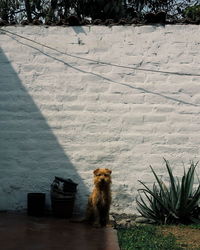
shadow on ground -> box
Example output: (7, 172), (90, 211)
(0, 213), (120, 250)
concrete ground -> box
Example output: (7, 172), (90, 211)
(0, 213), (120, 250)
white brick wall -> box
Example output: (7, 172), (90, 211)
(0, 25), (200, 215)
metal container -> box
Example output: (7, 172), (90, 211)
(51, 177), (78, 218)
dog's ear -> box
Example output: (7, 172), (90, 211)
(105, 169), (112, 175)
(93, 168), (100, 176)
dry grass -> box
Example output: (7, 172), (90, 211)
(159, 225), (200, 249)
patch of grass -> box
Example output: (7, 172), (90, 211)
(118, 225), (182, 250)
(159, 224), (200, 249)
(188, 224), (200, 230)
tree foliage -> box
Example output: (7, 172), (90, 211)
(0, 0), (198, 24)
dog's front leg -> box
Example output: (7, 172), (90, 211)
(93, 206), (101, 228)
(105, 211), (110, 226)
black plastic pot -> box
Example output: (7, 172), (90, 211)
(54, 176), (78, 193)
(51, 195), (75, 218)
(27, 193), (46, 216)
(51, 176), (78, 218)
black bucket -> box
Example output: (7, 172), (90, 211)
(27, 193), (46, 216)
(53, 176), (78, 193)
(51, 195), (75, 218)
(51, 176), (78, 218)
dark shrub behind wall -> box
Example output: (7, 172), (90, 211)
(0, 0), (197, 24)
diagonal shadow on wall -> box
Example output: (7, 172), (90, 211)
(0, 48), (88, 215)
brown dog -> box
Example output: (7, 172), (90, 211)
(85, 168), (112, 227)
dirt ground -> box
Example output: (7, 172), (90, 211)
(159, 226), (200, 249)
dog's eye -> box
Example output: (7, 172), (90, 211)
(95, 173), (110, 177)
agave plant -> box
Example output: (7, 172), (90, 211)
(137, 159), (200, 225)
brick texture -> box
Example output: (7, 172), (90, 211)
(0, 25), (200, 215)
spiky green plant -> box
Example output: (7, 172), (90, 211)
(137, 159), (200, 225)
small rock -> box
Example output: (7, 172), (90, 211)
(135, 216), (150, 224)
(45, 20), (53, 25)
(109, 214), (115, 226)
(117, 18), (129, 25)
(118, 219), (128, 228)
(82, 19), (91, 25)
(104, 19), (114, 26)
(92, 19), (102, 25)
(33, 19), (43, 25)
(21, 20), (29, 25)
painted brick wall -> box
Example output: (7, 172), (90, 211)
(0, 25), (200, 215)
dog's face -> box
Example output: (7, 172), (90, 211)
(93, 168), (112, 187)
